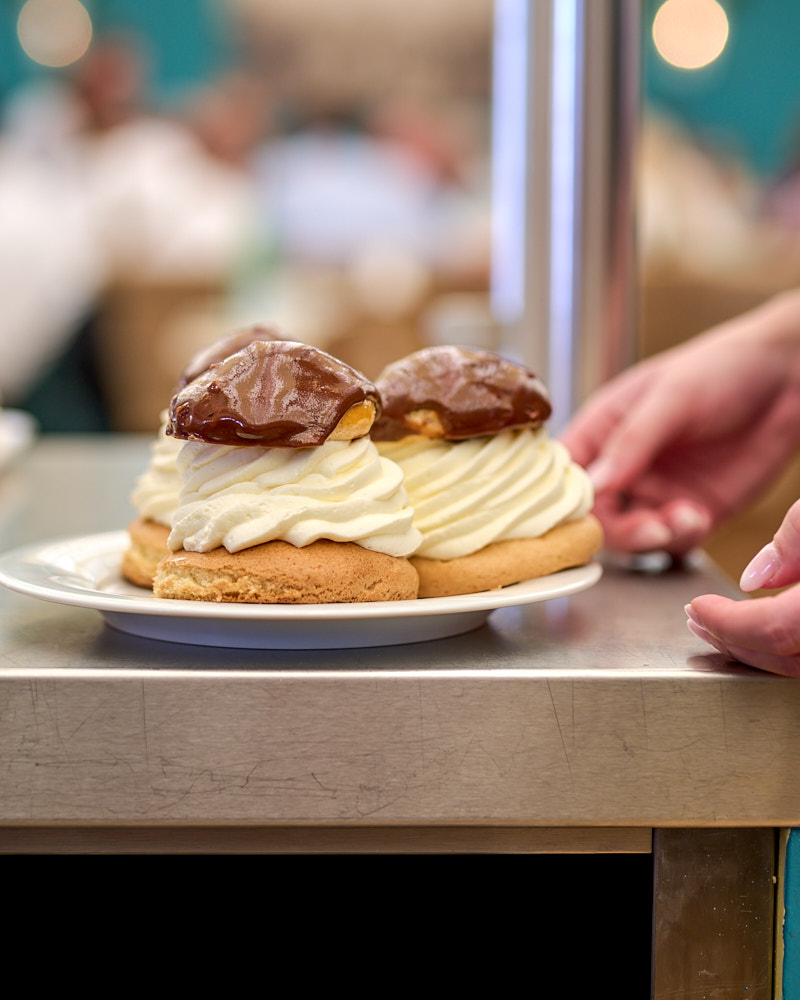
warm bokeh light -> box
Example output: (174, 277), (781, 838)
(652, 0), (729, 70)
(17, 0), (93, 68)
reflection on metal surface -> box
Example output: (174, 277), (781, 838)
(2, 439), (800, 832)
(492, 0), (640, 427)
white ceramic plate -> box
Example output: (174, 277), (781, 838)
(0, 531), (602, 649)
(0, 409), (36, 471)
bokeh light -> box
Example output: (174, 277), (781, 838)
(652, 0), (729, 70)
(17, 0), (93, 68)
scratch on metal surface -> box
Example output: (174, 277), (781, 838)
(570, 683), (576, 749)
(417, 677), (425, 772)
(640, 678), (650, 750)
(546, 679), (575, 794)
(718, 680), (729, 751)
(27, 677), (37, 715)
(50, 682), (83, 783)
(308, 769), (408, 819)
(354, 789), (408, 819)
(140, 679), (150, 766)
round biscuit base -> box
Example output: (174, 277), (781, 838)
(153, 538), (419, 604)
(121, 518), (171, 588)
(411, 514), (604, 598)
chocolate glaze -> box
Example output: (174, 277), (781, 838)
(168, 340), (380, 448)
(372, 345), (552, 441)
(178, 323), (286, 388)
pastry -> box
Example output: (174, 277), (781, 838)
(372, 345), (602, 597)
(153, 340), (421, 603)
(122, 420), (182, 586)
(176, 322), (287, 388)
(122, 323), (288, 587)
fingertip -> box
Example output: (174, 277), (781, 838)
(586, 456), (615, 492)
(686, 618), (709, 642)
(691, 592), (733, 613)
(685, 602), (714, 644)
(689, 593), (741, 633)
(627, 520), (673, 551)
(599, 509), (675, 554)
(666, 502), (712, 541)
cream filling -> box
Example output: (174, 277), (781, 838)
(130, 414), (182, 527)
(168, 436), (422, 557)
(376, 427), (594, 560)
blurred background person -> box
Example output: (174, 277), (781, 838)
(0, 32), (145, 427)
(0, 27), (267, 430)
(0, 0), (495, 430)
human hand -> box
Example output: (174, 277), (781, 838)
(685, 498), (800, 676)
(560, 292), (800, 555)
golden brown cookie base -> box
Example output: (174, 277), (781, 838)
(412, 515), (603, 598)
(153, 538), (419, 604)
(121, 518), (171, 588)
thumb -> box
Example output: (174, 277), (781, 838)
(740, 497), (800, 592)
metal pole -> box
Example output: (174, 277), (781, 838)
(492, 0), (640, 430)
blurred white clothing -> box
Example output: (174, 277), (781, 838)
(0, 86), (256, 402)
(87, 116), (256, 281)
(0, 139), (102, 402)
(254, 130), (442, 265)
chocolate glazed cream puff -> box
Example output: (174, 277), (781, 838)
(122, 323), (288, 588)
(153, 340), (421, 603)
(372, 345), (603, 598)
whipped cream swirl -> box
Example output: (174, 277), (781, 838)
(130, 415), (183, 527)
(168, 437), (422, 557)
(376, 428), (593, 559)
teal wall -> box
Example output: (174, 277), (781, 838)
(0, 0), (233, 107)
(644, 0), (800, 177)
(3, 1), (800, 176)
(785, 830), (800, 999)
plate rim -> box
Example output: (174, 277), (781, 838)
(0, 529), (603, 622)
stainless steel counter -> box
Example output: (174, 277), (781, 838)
(1, 436), (791, 991)
(1, 436), (798, 840)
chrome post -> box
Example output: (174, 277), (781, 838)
(492, 0), (640, 429)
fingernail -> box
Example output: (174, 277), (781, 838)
(684, 602), (699, 624)
(669, 504), (710, 535)
(740, 542), (780, 592)
(686, 618), (710, 642)
(587, 457), (614, 492)
(629, 521), (673, 551)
